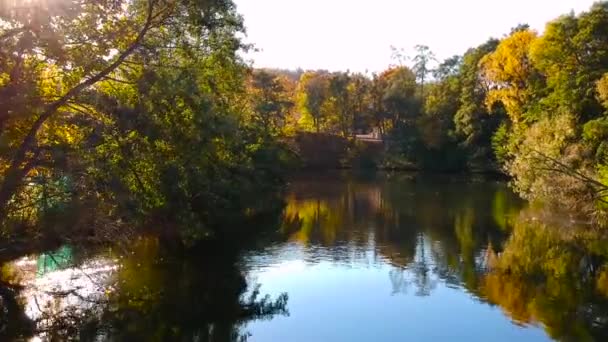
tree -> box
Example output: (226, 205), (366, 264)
(381, 67), (420, 126)
(491, 4), (608, 220)
(421, 60), (461, 150)
(297, 72), (330, 133)
(530, 2), (608, 121)
(599, 73), (608, 110)
(454, 39), (505, 163)
(370, 73), (390, 135)
(412, 45), (436, 101)
(379, 66), (422, 163)
(433, 55), (462, 80)
(327, 72), (353, 137)
(249, 70), (294, 137)
(390, 45), (408, 67)
(481, 29), (541, 124)
(0, 0), (247, 218)
(0, 0), (295, 243)
(348, 73), (373, 134)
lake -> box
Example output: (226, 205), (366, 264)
(3, 172), (608, 341)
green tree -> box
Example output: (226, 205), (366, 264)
(327, 72), (353, 137)
(412, 45), (436, 101)
(380, 67), (423, 164)
(454, 39), (505, 167)
(423, 56), (463, 149)
(0, 0), (293, 243)
(381, 67), (420, 126)
(530, 3), (608, 120)
(0, 0), (248, 218)
(249, 70), (294, 137)
(349, 73), (373, 134)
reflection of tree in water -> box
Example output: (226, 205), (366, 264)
(284, 174), (608, 340)
(480, 214), (608, 342)
(0, 269), (34, 340)
(1, 237), (289, 341)
(283, 173), (517, 297)
(94, 239), (288, 341)
(388, 233), (437, 296)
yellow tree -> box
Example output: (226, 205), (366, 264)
(598, 73), (608, 110)
(480, 30), (541, 123)
(296, 72), (330, 133)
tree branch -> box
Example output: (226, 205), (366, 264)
(101, 76), (137, 85)
(0, 0), (160, 214)
(0, 26), (29, 41)
(530, 149), (607, 189)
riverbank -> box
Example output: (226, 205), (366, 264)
(289, 132), (504, 175)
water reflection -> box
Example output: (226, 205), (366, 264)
(4, 172), (608, 341)
(246, 172), (608, 341)
(276, 173), (518, 296)
(2, 237), (288, 341)
(483, 217), (608, 341)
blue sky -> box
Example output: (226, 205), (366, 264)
(235, 0), (598, 72)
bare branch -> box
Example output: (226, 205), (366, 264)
(530, 149), (608, 189)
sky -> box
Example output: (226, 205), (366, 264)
(234, 0), (598, 73)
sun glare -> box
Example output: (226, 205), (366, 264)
(1, 0), (55, 11)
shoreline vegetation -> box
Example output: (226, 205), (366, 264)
(0, 1), (608, 250)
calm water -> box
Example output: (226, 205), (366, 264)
(4, 172), (608, 341)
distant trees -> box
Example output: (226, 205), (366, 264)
(261, 1), (608, 221)
(295, 71), (374, 137)
(249, 70), (295, 137)
(412, 45), (436, 101)
(245, 1), (608, 221)
(297, 72), (330, 133)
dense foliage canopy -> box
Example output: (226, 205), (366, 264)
(0, 0), (293, 243)
(3, 0), (608, 240)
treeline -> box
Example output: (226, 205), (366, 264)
(249, 49), (505, 172)
(0, 0), (294, 244)
(2, 0), (608, 239)
(251, 2), (608, 221)
(252, 46), (508, 172)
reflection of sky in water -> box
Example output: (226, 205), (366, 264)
(241, 176), (551, 342)
(243, 241), (552, 342)
(10, 249), (117, 338)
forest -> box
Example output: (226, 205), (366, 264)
(1, 0), (608, 246)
